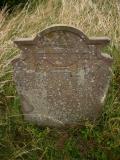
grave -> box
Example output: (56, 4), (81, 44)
(12, 25), (112, 127)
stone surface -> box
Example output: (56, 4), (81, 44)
(12, 25), (113, 127)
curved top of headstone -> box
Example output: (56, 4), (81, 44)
(13, 25), (112, 66)
(14, 24), (110, 47)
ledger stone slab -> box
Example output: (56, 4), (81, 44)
(12, 25), (113, 127)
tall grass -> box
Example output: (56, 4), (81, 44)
(0, 0), (120, 159)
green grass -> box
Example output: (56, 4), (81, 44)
(0, 0), (120, 159)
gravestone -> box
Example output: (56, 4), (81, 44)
(12, 25), (112, 127)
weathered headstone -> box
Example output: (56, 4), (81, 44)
(12, 25), (112, 127)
